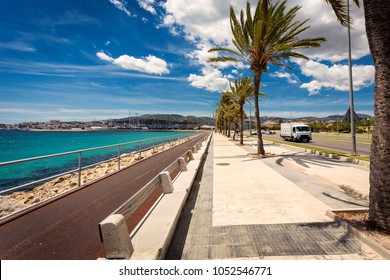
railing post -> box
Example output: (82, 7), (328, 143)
(139, 142), (142, 159)
(78, 151), (82, 187)
(117, 145), (121, 170)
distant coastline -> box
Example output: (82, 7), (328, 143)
(25, 128), (204, 132)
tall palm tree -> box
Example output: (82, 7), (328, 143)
(208, 0), (325, 155)
(363, 0), (390, 231)
(230, 77), (264, 145)
(323, 0), (390, 235)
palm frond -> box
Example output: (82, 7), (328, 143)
(268, 60), (294, 71)
(289, 37), (326, 49)
(207, 57), (240, 63)
(245, 2), (253, 38)
(208, 47), (242, 57)
(325, 0), (350, 27)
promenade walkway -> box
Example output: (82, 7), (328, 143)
(166, 132), (384, 260)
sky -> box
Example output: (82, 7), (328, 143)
(0, 0), (375, 124)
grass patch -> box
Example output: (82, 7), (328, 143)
(312, 136), (372, 144)
(260, 137), (370, 162)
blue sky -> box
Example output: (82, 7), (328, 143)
(0, 0), (375, 124)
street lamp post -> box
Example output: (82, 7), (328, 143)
(249, 98), (252, 135)
(336, 95), (339, 136)
(347, 0), (358, 155)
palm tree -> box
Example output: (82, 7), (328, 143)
(323, 0), (390, 235)
(230, 76), (264, 145)
(215, 91), (235, 137)
(363, 0), (390, 231)
(208, 0), (325, 155)
(227, 103), (241, 141)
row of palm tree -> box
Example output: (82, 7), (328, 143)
(215, 91), (239, 139)
(215, 76), (266, 145)
(208, 0), (390, 231)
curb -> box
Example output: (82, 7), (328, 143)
(326, 209), (390, 260)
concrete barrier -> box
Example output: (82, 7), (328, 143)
(99, 214), (134, 259)
(98, 133), (212, 260)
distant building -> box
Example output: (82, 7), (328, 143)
(263, 121), (279, 127)
(341, 108), (360, 124)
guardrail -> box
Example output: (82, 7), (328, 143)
(98, 134), (210, 259)
(0, 134), (194, 195)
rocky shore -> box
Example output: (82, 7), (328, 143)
(0, 137), (190, 219)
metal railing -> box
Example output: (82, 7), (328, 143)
(0, 134), (194, 195)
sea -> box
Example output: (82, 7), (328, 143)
(0, 130), (196, 192)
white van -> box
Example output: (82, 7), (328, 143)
(280, 122), (312, 142)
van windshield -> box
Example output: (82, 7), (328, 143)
(296, 126), (311, 132)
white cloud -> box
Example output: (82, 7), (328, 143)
(109, 0), (131, 16)
(188, 66), (230, 92)
(161, 0), (369, 62)
(270, 71), (300, 84)
(157, 0), (372, 93)
(96, 51), (169, 75)
(162, 0), (232, 44)
(285, 0), (369, 62)
(293, 59), (375, 95)
(137, 0), (157, 15)
(96, 51), (114, 62)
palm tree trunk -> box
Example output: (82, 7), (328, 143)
(239, 105), (244, 145)
(254, 70), (266, 155)
(364, 0), (390, 231)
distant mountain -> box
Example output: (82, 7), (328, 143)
(322, 115), (343, 120)
(258, 113), (372, 123)
(107, 112), (372, 128)
(322, 113), (372, 121)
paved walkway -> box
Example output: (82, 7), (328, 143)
(166, 133), (383, 260)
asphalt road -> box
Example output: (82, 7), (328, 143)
(260, 132), (371, 156)
(0, 132), (209, 260)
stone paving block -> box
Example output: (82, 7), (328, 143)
(255, 244), (274, 256)
(182, 245), (211, 260)
(190, 235), (212, 246)
(212, 233), (232, 245)
(212, 226), (230, 235)
(211, 244), (236, 259)
(234, 244), (259, 258)
(231, 233), (253, 246)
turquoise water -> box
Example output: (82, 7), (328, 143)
(0, 130), (196, 191)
